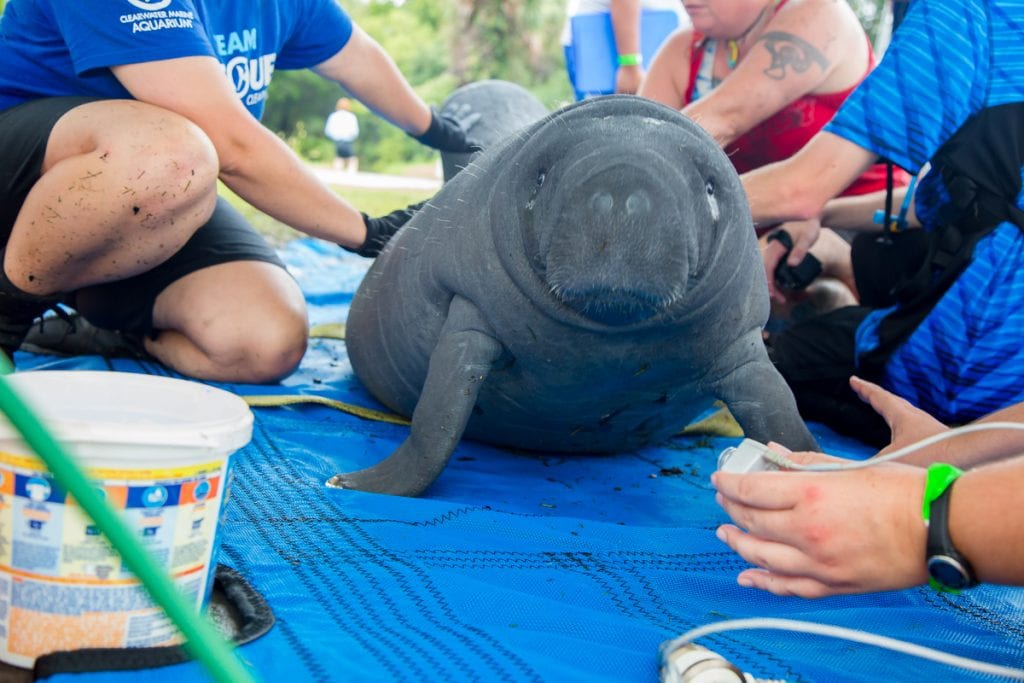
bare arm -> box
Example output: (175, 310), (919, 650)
(743, 131), (877, 226)
(610, 0), (644, 94)
(638, 28), (693, 107)
(313, 25), (432, 136)
(112, 56), (367, 248)
(821, 186), (920, 232)
(682, 0), (866, 146)
(852, 377), (1024, 469)
(746, 132), (877, 300)
(952, 457), (1024, 585)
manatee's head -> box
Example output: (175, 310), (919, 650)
(493, 96), (753, 328)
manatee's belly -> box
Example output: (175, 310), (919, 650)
(459, 367), (711, 453)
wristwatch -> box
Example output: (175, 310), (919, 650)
(922, 463), (978, 593)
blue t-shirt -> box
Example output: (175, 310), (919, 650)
(0, 0), (353, 119)
(826, 0), (1024, 423)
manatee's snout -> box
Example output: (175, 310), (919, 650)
(541, 159), (694, 326)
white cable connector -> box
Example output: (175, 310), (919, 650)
(660, 618), (1024, 681)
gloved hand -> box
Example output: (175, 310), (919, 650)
(344, 200), (427, 258)
(412, 104), (483, 153)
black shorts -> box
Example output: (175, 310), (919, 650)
(851, 230), (932, 308)
(333, 140), (356, 158)
(0, 97), (286, 335)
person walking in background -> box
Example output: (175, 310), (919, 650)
(0, 0), (479, 382)
(325, 97), (360, 174)
(562, 0), (688, 100)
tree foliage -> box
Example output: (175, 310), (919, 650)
(263, 0), (573, 171)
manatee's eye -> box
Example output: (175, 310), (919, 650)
(536, 169), (547, 187)
(705, 177), (719, 221)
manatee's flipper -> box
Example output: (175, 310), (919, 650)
(327, 297), (503, 496)
(711, 345), (818, 452)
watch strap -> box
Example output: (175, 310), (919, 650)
(921, 462), (962, 521)
(924, 467), (978, 592)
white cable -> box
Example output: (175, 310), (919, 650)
(661, 617), (1024, 680)
(766, 422), (1024, 471)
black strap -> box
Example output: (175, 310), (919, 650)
(33, 565), (274, 680)
(859, 102), (1024, 375)
(927, 481), (979, 589)
(892, 0), (912, 32)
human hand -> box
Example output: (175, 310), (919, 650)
(615, 65), (645, 94)
(345, 200), (426, 258)
(849, 376), (949, 463)
(760, 219), (822, 303)
(413, 104), (483, 153)
(713, 443), (929, 597)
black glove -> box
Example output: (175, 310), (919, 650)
(344, 200), (427, 258)
(766, 229), (822, 291)
(412, 104), (483, 153)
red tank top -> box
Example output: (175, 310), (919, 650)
(683, 5), (907, 196)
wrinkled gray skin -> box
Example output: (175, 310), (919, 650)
(439, 79), (549, 181)
(329, 93), (818, 496)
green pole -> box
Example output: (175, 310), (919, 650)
(0, 357), (257, 683)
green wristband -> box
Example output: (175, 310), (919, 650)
(617, 52), (643, 67)
(921, 462), (963, 522)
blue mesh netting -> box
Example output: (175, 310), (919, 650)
(26, 239), (1024, 683)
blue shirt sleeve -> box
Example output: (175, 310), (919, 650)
(274, 0), (354, 70)
(51, 0), (216, 76)
(825, 0), (990, 173)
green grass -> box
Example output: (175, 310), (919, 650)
(219, 181), (434, 247)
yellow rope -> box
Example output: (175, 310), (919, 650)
(242, 394), (410, 426)
(309, 323), (346, 339)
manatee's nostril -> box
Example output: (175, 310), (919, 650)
(590, 192), (613, 214)
(625, 191), (651, 215)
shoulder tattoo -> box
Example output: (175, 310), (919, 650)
(757, 31), (830, 80)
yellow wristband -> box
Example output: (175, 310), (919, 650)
(617, 53), (642, 67)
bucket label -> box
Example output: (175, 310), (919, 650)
(0, 452), (231, 666)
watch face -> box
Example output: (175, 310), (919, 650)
(928, 555), (971, 590)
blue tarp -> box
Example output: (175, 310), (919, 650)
(20, 239), (1024, 682)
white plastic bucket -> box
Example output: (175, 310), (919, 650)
(0, 370), (253, 667)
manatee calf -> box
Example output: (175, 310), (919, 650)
(329, 94), (818, 496)
(439, 79), (549, 181)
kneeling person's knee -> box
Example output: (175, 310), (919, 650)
(202, 308), (308, 383)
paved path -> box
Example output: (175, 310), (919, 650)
(312, 166), (441, 191)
